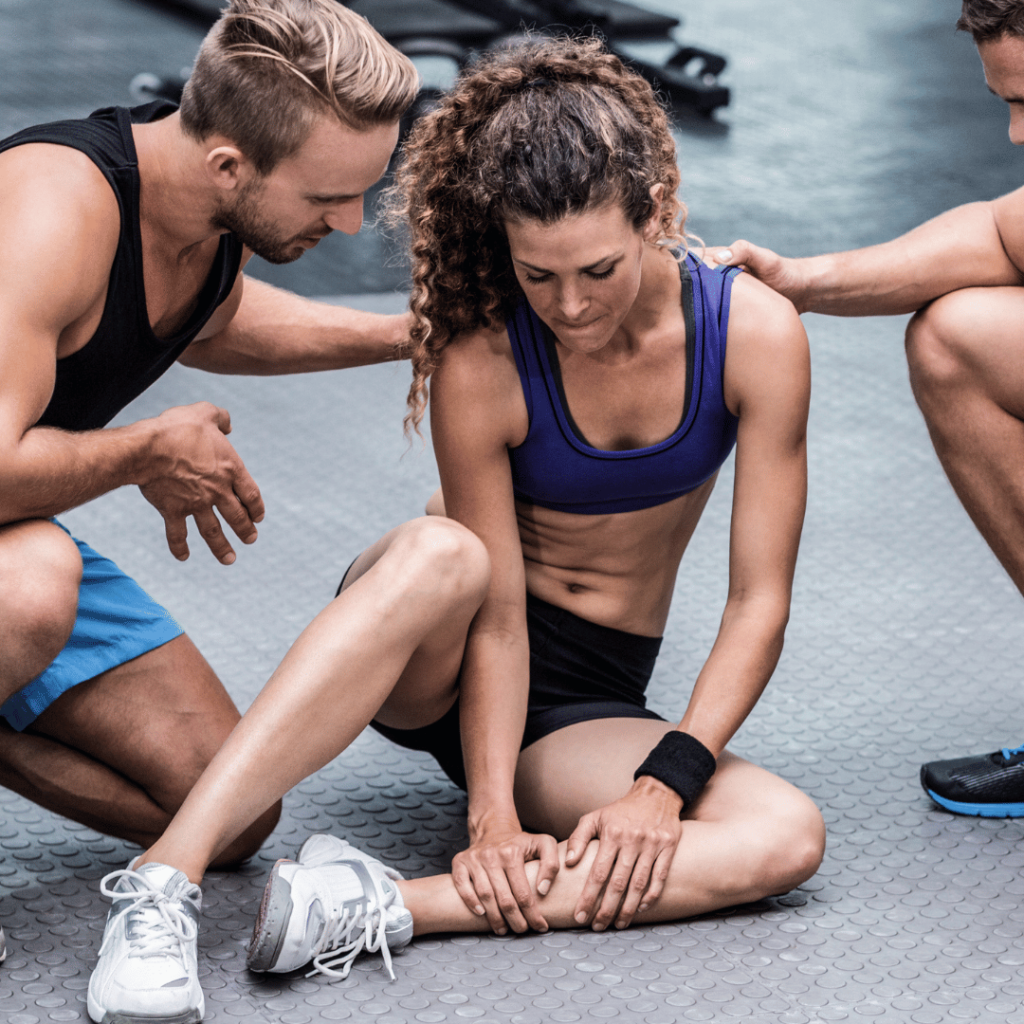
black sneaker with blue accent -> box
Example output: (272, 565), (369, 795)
(921, 743), (1024, 817)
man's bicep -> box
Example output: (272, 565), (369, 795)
(185, 269), (247, 356)
(0, 309), (61, 452)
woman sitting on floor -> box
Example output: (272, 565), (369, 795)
(87, 35), (825, 1022)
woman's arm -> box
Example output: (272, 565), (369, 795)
(677, 274), (810, 752)
(566, 273), (811, 930)
(429, 330), (560, 935)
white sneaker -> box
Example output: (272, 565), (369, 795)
(87, 861), (204, 1024)
(246, 834), (413, 980)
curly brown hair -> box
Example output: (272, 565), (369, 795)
(386, 35), (690, 431)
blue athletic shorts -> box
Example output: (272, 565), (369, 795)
(0, 523), (183, 732)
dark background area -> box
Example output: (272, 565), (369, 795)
(2, 0), (1014, 298)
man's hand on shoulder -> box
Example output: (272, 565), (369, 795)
(705, 241), (813, 313)
(136, 402), (265, 564)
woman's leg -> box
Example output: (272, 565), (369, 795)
(398, 718), (825, 935)
(140, 515), (489, 883)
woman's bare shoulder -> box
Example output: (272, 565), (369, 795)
(434, 319), (518, 391)
(430, 318), (528, 447)
(723, 272), (810, 417)
(727, 271), (804, 346)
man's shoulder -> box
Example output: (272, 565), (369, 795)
(0, 142), (122, 324)
(0, 141), (120, 230)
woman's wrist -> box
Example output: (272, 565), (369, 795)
(630, 774), (686, 816)
(634, 731), (717, 814)
(467, 802), (521, 841)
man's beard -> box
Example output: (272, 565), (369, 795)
(213, 179), (305, 265)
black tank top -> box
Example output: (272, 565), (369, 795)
(0, 102), (244, 431)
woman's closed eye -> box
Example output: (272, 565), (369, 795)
(523, 265), (617, 285)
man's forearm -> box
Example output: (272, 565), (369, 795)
(0, 422), (151, 525)
(182, 277), (412, 375)
(795, 201), (1023, 316)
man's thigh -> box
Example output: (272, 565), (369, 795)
(913, 285), (1024, 416)
(29, 633), (242, 812)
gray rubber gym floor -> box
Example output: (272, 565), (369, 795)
(3, 0), (1024, 1021)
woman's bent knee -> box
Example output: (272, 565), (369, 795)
(398, 516), (491, 602)
(764, 796), (826, 894)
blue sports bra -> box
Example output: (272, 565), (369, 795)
(506, 252), (741, 515)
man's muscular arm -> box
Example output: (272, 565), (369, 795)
(179, 271), (412, 375)
(0, 145), (262, 563)
(712, 188), (1024, 315)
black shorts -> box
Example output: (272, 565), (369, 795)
(370, 591), (666, 791)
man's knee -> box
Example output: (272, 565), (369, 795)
(905, 291), (984, 406)
(0, 521), (82, 687)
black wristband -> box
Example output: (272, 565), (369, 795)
(634, 731), (717, 811)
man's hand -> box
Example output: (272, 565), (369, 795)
(138, 402), (264, 564)
(706, 241), (813, 313)
(565, 777), (684, 931)
(451, 816), (560, 935)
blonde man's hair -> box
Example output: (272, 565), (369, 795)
(180, 0), (418, 173)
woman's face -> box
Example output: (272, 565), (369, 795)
(504, 201), (654, 355)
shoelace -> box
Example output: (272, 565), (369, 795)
(99, 869), (197, 960)
(1001, 743), (1024, 761)
(307, 901), (395, 982)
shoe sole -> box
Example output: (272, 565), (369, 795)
(86, 994), (203, 1024)
(246, 861), (295, 973)
(925, 787), (1024, 817)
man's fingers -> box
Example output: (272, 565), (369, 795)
(193, 508), (236, 565)
(705, 239), (753, 267)
(234, 466), (265, 525)
(216, 491), (259, 546)
(703, 244), (734, 266)
(722, 238), (751, 263)
(162, 514), (190, 562)
(210, 404), (232, 435)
